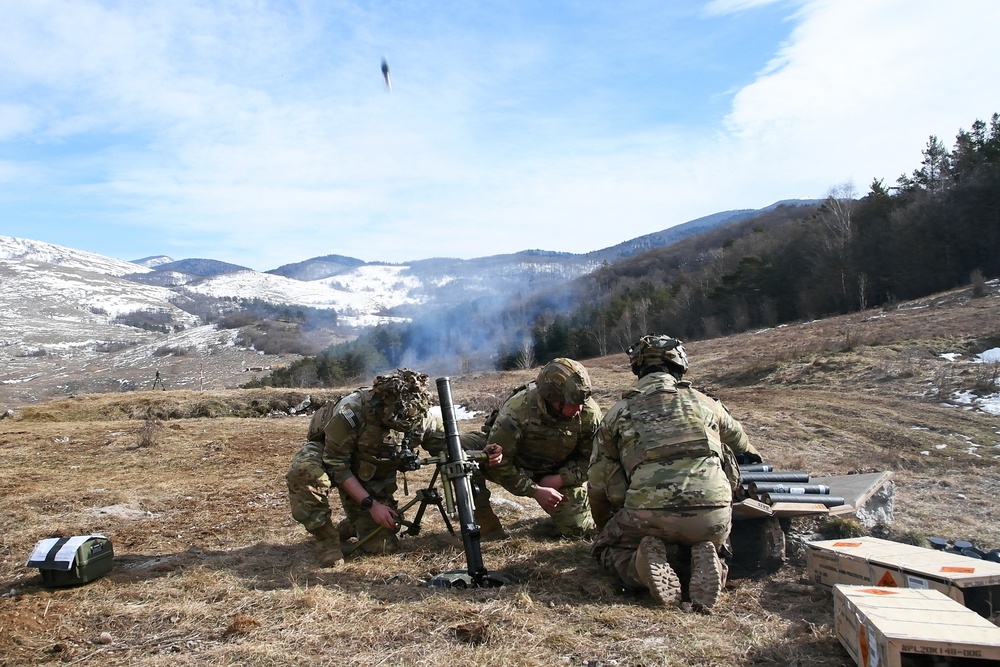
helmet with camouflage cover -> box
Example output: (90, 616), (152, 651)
(536, 358), (592, 406)
(371, 368), (432, 431)
(627, 335), (688, 377)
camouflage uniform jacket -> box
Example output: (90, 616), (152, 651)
(486, 382), (602, 497)
(588, 372), (758, 526)
(306, 389), (445, 494)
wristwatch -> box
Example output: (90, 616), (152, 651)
(359, 496), (374, 511)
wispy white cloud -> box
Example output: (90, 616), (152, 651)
(702, 0), (793, 17)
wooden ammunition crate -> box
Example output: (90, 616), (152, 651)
(834, 585), (1000, 666)
(807, 536), (1000, 619)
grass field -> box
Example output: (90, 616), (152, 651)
(2, 282), (999, 666)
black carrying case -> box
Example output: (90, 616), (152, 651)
(25, 535), (114, 587)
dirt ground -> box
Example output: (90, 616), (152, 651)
(1, 282), (999, 666)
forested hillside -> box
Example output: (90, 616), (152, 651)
(255, 113), (1000, 387)
(494, 112), (1000, 368)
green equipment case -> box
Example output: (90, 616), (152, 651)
(26, 535), (114, 587)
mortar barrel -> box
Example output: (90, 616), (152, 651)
(737, 464), (774, 472)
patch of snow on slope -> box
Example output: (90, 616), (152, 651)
(976, 348), (1000, 363)
(0, 236), (150, 277)
(321, 265), (424, 302)
(0, 260), (197, 324)
(953, 390), (1000, 416)
(111, 325), (241, 365)
(187, 266), (427, 316)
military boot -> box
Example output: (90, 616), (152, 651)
(474, 502), (508, 542)
(688, 541), (724, 610)
(634, 536), (682, 606)
(337, 518), (357, 543)
(310, 520), (345, 568)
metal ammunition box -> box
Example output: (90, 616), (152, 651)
(26, 535), (114, 587)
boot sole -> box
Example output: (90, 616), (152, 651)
(637, 537), (682, 606)
(689, 541), (723, 609)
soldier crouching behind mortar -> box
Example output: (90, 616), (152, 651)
(469, 358), (602, 539)
(588, 336), (762, 610)
(286, 368), (502, 567)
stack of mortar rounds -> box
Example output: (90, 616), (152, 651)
(739, 464), (845, 507)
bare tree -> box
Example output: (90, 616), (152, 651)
(515, 338), (535, 370)
(819, 182), (857, 252)
(634, 298), (650, 336)
(818, 182), (858, 306)
(613, 308), (634, 352)
(591, 316), (609, 356)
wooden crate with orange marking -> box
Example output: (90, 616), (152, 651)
(834, 585), (1000, 666)
(807, 536), (1000, 619)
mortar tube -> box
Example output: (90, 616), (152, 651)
(435, 377), (488, 585)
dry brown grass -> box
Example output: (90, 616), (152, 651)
(2, 283), (1000, 666)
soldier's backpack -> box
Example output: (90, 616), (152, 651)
(479, 383), (531, 435)
(26, 535), (114, 587)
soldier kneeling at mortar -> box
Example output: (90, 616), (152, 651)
(286, 368), (502, 567)
(588, 336), (762, 610)
(468, 358), (602, 540)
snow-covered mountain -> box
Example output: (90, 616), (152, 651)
(1, 236), (437, 327)
(1, 234), (602, 326)
(0, 247), (251, 405)
(1, 201), (806, 405)
(0, 234), (597, 405)
(0, 236), (153, 277)
(182, 266), (429, 326)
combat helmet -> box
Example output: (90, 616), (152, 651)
(627, 335), (689, 377)
(536, 358), (592, 406)
(371, 368), (432, 431)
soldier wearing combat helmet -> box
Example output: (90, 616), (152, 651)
(476, 358), (602, 538)
(286, 369), (477, 566)
(588, 335), (762, 610)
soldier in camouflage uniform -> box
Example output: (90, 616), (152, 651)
(478, 358), (602, 538)
(589, 335), (762, 609)
(287, 369), (444, 567)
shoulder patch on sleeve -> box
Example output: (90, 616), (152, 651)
(342, 407), (358, 428)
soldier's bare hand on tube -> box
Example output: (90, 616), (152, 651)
(370, 502), (399, 530)
(484, 443), (503, 466)
(533, 486), (564, 510)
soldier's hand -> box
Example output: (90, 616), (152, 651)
(484, 443), (503, 466)
(370, 502), (399, 530)
(533, 486), (564, 510)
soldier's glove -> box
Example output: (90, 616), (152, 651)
(735, 451), (763, 465)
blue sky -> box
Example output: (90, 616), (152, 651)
(2, 0), (999, 271)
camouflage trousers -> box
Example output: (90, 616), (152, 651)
(543, 483), (596, 537)
(591, 506), (731, 589)
(285, 443), (401, 555)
